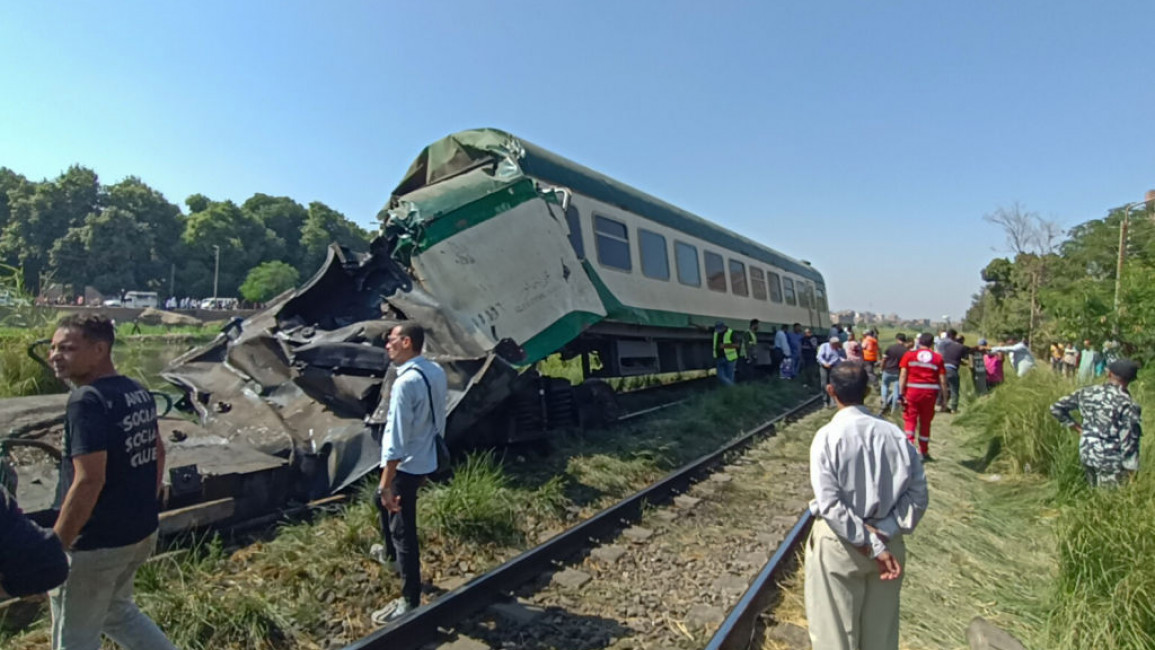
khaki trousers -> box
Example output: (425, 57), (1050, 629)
(805, 518), (906, 650)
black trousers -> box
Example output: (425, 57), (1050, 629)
(375, 471), (424, 607)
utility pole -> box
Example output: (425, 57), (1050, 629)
(169, 263), (175, 299)
(1114, 207), (1129, 312)
(1111, 191), (1155, 316)
(212, 245), (221, 300)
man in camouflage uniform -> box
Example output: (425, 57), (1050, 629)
(1050, 359), (1143, 487)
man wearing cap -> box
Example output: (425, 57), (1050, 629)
(1050, 359), (1144, 487)
(816, 336), (846, 408)
(713, 321), (740, 386)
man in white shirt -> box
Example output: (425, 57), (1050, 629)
(370, 323), (448, 624)
(806, 362), (929, 650)
(990, 337), (1037, 377)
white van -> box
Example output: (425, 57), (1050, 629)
(123, 291), (159, 309)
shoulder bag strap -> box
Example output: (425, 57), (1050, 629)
(404, 367), (440, 435)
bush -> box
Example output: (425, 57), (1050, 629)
(419, 451), (523, 546)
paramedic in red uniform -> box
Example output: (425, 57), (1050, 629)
(899, 333), (949, 461)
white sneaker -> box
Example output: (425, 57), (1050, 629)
(369, 543), (388, 563)
(371, 597), (414, 625)
(369, 544), (400, 575)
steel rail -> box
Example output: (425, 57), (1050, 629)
(703, 509), (814, 650)
(342, 392), (823, 650)
(615, 398), (688, 422)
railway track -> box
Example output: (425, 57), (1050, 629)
(703, 511), (813, 650)
(343, 392), (824, 650)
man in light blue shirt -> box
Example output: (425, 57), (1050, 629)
(816, 336), (846, 408)
(371, 322), (448, 624)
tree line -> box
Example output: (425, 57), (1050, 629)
(965, 200), (1155, 363)
(0, 165), (374, 304)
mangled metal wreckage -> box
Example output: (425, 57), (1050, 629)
(163, 133), (604, 507)
(162, 127), (828, 520)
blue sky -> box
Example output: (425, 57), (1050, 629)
(2, 1), (1153, 319)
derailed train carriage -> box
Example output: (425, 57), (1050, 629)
(157, 128), (830, 523)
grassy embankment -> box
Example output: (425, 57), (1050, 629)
(3, 379), (813, 649)
(960, 370), (1155, 649)
(766, 370), (1154, 649)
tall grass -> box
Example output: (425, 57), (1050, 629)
(0, 329), (60, 397)
(420, 451), (567, 546)
(956, 370), (1079, 482)
(1050, 469), (1155, 649)
(961, 370), (1155, 649)
(0, 265), (63, 397)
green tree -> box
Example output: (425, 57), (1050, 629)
(242, 194), (306, 264)
(181, 198), (278, 297)
(239, 261), (300, 303)
(45, 177), (184, 295)
(0, 167), (29, 232)
(0, 165), (100, 293)
(185, 193), (210, 213)
(299, 201), (373, 276)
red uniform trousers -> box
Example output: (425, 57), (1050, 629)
(903, 388), (938, 455)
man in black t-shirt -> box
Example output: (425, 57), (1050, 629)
(879, 333), (909, 416)
(939, 334), (970, 413)
(48, 313), (176, 650)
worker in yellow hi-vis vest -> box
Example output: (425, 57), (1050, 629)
(714, 320), (740, 386)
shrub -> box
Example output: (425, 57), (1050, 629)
(419, 451), (523, 546)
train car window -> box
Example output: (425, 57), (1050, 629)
(594, 215), (631, 271)
(798, 281), (812, 309)
(639, 229), (670, 280)
(767, 271), (783, 303)
(728, 259), (748, 296)
(750, 267), (768, 301)
(564, 205), (585, 260)
(815, 285), (829, 312)
(675, 241), (701, 287)
(704, 251), (727, 293)
(783, 277), (797, 306)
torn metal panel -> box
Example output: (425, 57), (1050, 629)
(162, 242), (523, 496)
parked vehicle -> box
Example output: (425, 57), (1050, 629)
(123, 291), (159, 309)
(199, 297), (238, 310)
